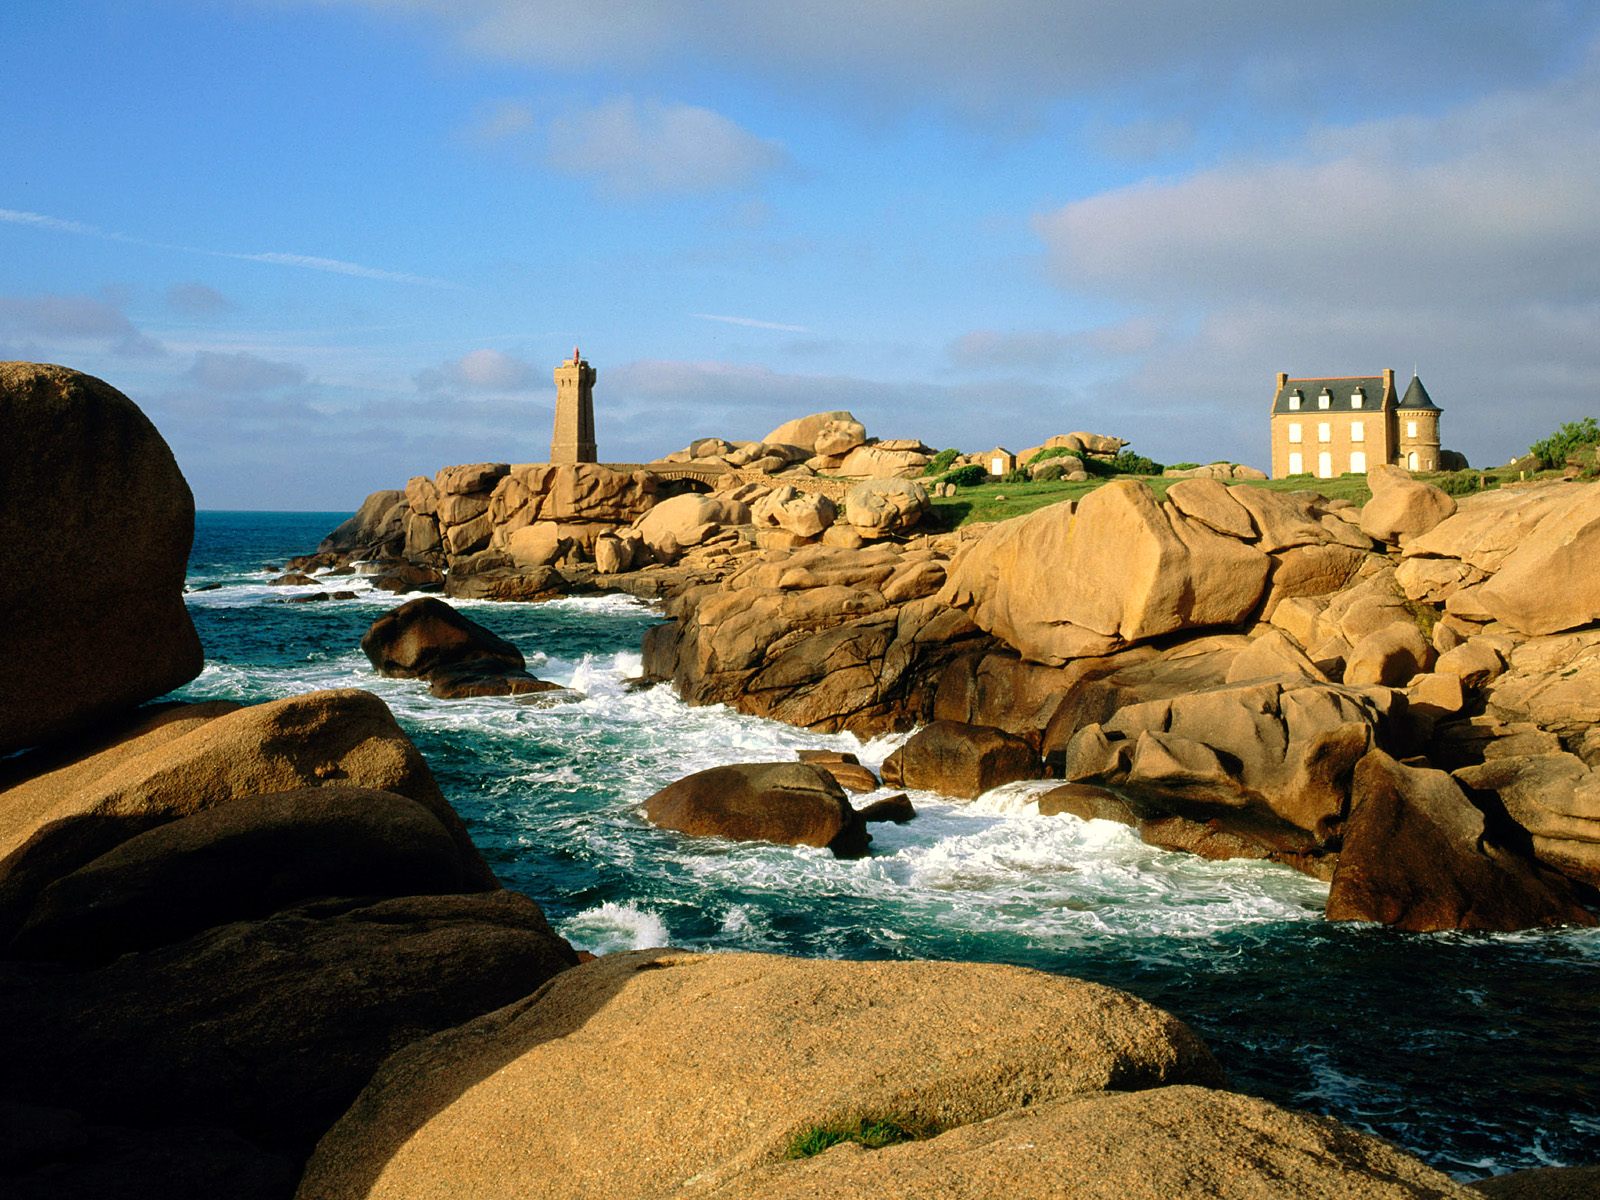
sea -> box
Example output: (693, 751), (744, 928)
(181, 510), (1600, 1181)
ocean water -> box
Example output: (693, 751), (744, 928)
(181, 511), (1600, 1180)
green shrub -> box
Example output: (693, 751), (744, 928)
(1026, 446), (1078, 466)
(1167, 461), (1201, 471)
(1529, 417), (1600, 469)
(1431, 470), (1497, 497)
(1001, 467), (1031, 484)
(922, 448), (961, 476)
(785, 1118), (934, 1160)
(1083, 451), (1164, 478)
(942, 464), (988, 487)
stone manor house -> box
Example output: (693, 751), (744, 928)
(1269, 368), (1442, 479)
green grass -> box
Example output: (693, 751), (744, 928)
(784, 1117), (935, 1159)
(927, 472), (1372, 529)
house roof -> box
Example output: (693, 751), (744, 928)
(1272, 375), (1389, 416)
(1398, 374), (1440, 411)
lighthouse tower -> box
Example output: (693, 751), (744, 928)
(551, 346), (597, 464)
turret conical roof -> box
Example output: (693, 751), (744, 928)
(1398, 374), (1439, 411)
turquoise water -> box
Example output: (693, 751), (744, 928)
(182, 511), (1600, 1180)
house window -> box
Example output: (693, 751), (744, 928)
(1318, 391), (1331, 409)
(1351, 390), (1364, 408)
(1407, 420), (1418, 438)
(991, 457), (1006, 475)
(1288, 392), (1302, 411)
(1287, 422), (1302, 444)
(1288, 451), (1304, 474)
(1318, 451), (1333, 478)
(1318, 422), (1331, 443)
(1351, 420), (1364, 443)
(1350, 450), (1367, 473)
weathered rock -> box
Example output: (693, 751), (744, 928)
(487, 464), (660, 532)
(942, 482), (1271, 666)
(1359, 464), (1457, 544)
(296, 950), (1223, 1200)
(1344, 621), (1433, 687)
(1475, 484), (1600, 635)
(839, 444), (931, 479)
(0, 363), (204, 755)
(753, 485), (836, 539)
(794, 751), (880, 794)
(881, 721), (1039, 799)
(1326, 751), (1594, 931)
(633, 493), (750, 562)
(1454, 753), (1600, 887)
(318, 489), (407, 558)
(765, 411), (866, 456)
(0, 690), (490, 940)
(682, 1086), (1479, 1200)
(270, 572), (318, 586)
(644, 762), (868, 857)
(9, 785), (490, 961)
(0, 891), (577, 1158)
(843, 478), (929, 535)
(856, 793), (916, 823)
(427, 670), (561, 700)
(361, 597), (525, 680)
(1061, 678), (1384, 842)
(370, 563), (446, 593)
(1435, 639), (1505, 689)
(1164, 478), (1256, 539)
(444, 559), (570, 602)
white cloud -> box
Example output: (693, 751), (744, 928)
(415, 348), (540, 392)
(0, 206), (457, 288)
(0, 292), (164, 358)
(295, 1), (1591, 118)
(544, 97), (786, 197)
(1028, 52), (1600, 470)
(166, 282), (232, 316)
(692, 313), (810, 333)
(186, 350), (308, 393)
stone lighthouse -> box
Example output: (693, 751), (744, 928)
(551, 346), (597, 464)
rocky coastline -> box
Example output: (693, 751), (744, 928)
(3, 362), (1593, 1196)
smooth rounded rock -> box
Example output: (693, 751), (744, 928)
(0, 362), (203, 755)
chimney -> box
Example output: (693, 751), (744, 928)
(1275, 371), (1288, 392)
(1383, 367), (1394, 397)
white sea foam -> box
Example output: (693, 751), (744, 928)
(561, 901), (671, 954)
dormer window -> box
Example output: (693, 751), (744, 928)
(1351, 389), (1364, 409)
(1288, 391), (1302, 411)
(1318, 390), (1331, 410)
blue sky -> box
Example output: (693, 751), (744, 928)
(3, 1), (1597, 508)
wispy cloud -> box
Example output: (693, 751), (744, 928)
(0, 206), (460, 289)
(692, 312), (810, 333)
(545, 97), (787, 197)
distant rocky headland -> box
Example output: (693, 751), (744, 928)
(3, 361), (1593, 1197)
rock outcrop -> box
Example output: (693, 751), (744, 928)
(680, 1086), (1478, 1200)
(1326, 751), (1593, 932)
(297, 949), (1224, 1200)
(0, 362), (203, 755)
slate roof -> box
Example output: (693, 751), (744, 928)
(1271, 376), (1389, 416)
(1398, 374), (1440, 411)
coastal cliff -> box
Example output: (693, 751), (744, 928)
(7, 365), (1591, 1196)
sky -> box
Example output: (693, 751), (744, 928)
(3, 1), (1598, 509)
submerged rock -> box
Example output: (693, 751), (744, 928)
(361, 596), (556, 698)
(645, 762), (869, 858)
